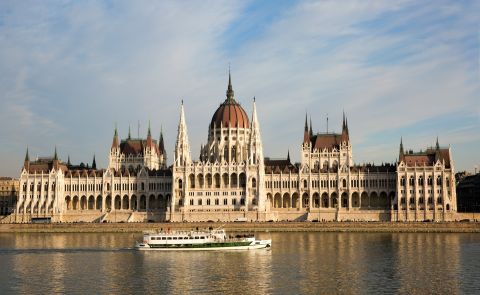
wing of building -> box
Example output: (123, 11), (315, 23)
(8, 75), (458, 223)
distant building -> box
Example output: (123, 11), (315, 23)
(456, 173), (480, 212)
(0, 177), (19, 216)
(10, 74), (458, 223)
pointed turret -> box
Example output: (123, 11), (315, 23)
(309, 117), (313, 137)
(399, 137), (405, 161)
(249, 97), (264, 166)
(436, 136), (440, 150)
(341, 112), (350, 142)
(226, 69), (235, 102)
(287, 149), (291, 164)
(174, 101), (191, 166)
(128, 125), (131, 139)
(146, 121), (154, 149)
(303, 113), (310, 144)
(249, 97), (266, 211)
(53, 146), (58, 161)
(159, 126), (165, 154)
(92, 154), (97, 170)
(23, 147), (30, 170)
(67, 155), (71, 166)
(111, 125), (119, 149)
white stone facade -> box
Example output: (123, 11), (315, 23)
(9, 77), (457, 223)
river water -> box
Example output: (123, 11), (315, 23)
(0, 232), (479, 294)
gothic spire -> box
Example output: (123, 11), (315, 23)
(92, 154), (97, 170)
(287, 149), (291, 163)
(159, 125), (165, 153)
(249, 97), (264, 166)
(67, 155), (71, 166)
(24, 147), (29, 162)
(111, 125), (119, 149)
(399, 137), (404, 160)
(226, 69), (235, 102)
(436, 136), (440, 150)
(54, 146), (58, 161)
(309, 117), (313, 137)
(174, 101), (191, 166)
(128, 125), (131, 139)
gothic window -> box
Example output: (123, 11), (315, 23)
(418, 176), (424, 186)
(178, 179), (183, 189)
(215, 198), (219, 205)
(409, 176), (415, 186)
(223, 198), (228, 205)
(189, 174), (195, 189)
(239, 173), (246, 188)
(342, 179), (347, 188)
(303, 180), (308, 189)
(427, 176), (433, 186)
(231, 147), (236, 162)
(223, 147), (229, 162)
(323, 161), (329, 171)
(198, 199), (202, 206)
(206, 199), (211, 206)
(436, 176), (442, 186)
(400, 177), (406, 186)
(252, 178), (257, 188)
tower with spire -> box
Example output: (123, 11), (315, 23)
(174, 101), (192, 167)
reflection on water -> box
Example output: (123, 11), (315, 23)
(0, 232), (479, 294)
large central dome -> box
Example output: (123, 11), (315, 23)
(210, 74), (250, 129)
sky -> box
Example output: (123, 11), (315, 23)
(0, 0), (478, 177)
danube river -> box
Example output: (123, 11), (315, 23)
(0, 232), (479, 294)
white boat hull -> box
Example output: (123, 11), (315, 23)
(135, 239), (272, 251)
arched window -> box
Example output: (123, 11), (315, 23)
(303, 180), (308, 188)
(178, 179), (183, 189)
(446, 204), (450, 211)
(231, 147), (236, 162)
(223, 147), (229, 162)
(427, 176), (433, 185)
(342, 179), (347, 188)
(409, 176), (415, 186)
(400, 177), (406, 186)
(436, 176), (442, 186)
(419, 176), (424, 186)
(437, 197), (442, 204)
(189, 174), (195, 188)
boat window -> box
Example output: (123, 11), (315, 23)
(184, 237), (188, 239)
(195, 236), (199, 239)
(178, 237), (183, 240)
(162, 237), (166, 240)
(167, 237), (172, 240)
(173, 237), (177, 240)
(200, 236), (205, 239)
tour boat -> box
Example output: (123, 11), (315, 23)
(135, 228), (271, 251)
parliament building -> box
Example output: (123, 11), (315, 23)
(9, 75), (458, 223)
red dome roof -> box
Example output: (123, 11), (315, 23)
(210, 100), (249, 129)
(210, 73), (250, 129)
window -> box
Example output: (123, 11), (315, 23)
(232, 199), (237, 205)
(198, 199), (202, 206)
(224, 198), (228, 205)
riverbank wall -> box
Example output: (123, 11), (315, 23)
(1, 221), (479, 233)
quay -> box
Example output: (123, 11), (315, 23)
(1, 221), (479, 233)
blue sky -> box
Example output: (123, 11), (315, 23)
(0, 0), (478, 176)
